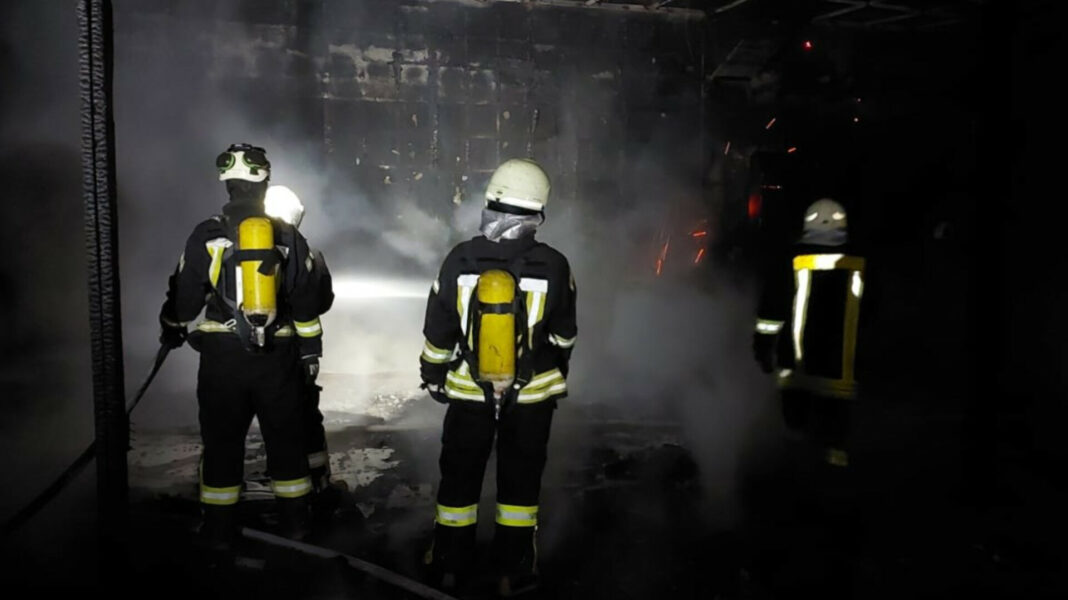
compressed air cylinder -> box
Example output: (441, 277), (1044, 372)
(477, 270), (517, 391)
(238, 217), (277, 326)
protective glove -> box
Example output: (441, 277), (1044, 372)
(159, 318), (188, 350)
(301, 355), (320, 386)
(420, 359), (448, 404)
(752, 333), (776, 374)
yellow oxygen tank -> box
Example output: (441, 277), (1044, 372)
(238, 217), (277, 328)
(477, 270), (517, 395)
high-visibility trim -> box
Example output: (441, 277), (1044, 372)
(851, 271), (864, 299)
(518, 278), (548, 294)
(200, 484), (242, 506)
(841, 270), (864, 383)
(178, 252), (186, 273)
(206, 238), (232, 288)
(422, 340), (454, 364)
(294, 318), (322, 338)
(778, 372), (858, 399)
(755, 319), (784, 334)
(195, 320), (295, 337)
(199, 458), (241, 506)
(272, 476), (313, 498)
(432, 278), (440, 294)
(457, 274), (480, 335)
(307, 451), (328, 470)
(444, 367), (567, 403)
(793, 254), (866, 272)
(496, 503), (538, 527)
(792, 269), (812, 363)
(161, 315), (188, 328)
(548, 333), (576, 348)
(520, 278), (549, 335)
(436, 504), (478, 527)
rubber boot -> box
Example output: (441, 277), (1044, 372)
(427, 523), (477, 592)
(494, 525), (539, 597)
(276, 495), (311, 541)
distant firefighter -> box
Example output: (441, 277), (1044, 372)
(158, 144), (329, 548)
(753, 198), (868, 468)
(419, 159), (578, 595)
(263, 184), (343, 520)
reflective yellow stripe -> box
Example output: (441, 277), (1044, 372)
(199, 458), (241, 505)
(755, 318), (784, 334)
(793, 254), (866, 272)
(294, 318), (322, 338)
(422, 340), (453, 364)
(200, 484), (241, 506)
(436, 504), (478, 527)
(778, 372), (858, 399)
(445, 367), (567, 403)
(196, 320), (295, 337)
(206, 238), (231, 288)
(548, 333), (576, 348)
(272, 476), (313, 498)
(495, 503), (537, 527)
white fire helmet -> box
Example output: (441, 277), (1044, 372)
(264, 185), (305, 227)
(485, 158), (551, 213)
(803, 198), (847, 233)
(217, 144), (270, 183)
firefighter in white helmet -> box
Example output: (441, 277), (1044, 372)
(158, 144), (328, 548)
(420, 158), (578, 595)
(753, 198), (867, 469)
(264, 184), (344, 521)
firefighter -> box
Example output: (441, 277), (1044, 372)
(420, 158), (578, 595)
(159, 144), (327, 546)
(264, 184), (342, 520)
(753, 198), (866, 468)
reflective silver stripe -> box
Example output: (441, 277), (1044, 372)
(517, 382), (568, 403)
(496, 503), (538, 527)
(196, 320), (295, 337)
(178, 252), (186, 273)
(436, 504), (478, 527)
(851, 270), (864, 298)
(432, 278), (440, 294)
(272, 478), (313, 496)
(200, 490), (240, 501)
(792, 269), (812, 363)
(548, 333), (576, 348)
(755, 319), (784, 334)
(422, 340), (453, 362)
(307, 451), (328, 469)
(294, 319), (322, 337)
(525, 369), (564, 389)
(457, 274), (480, 335)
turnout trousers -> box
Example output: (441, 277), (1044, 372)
(196, 335), (312, 523)
(432, 399), (556, 577)
(781, 388), (851, 467)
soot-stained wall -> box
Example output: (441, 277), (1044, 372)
(114, 0), (711, 244)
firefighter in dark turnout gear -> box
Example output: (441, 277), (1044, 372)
(264, 185), (340, 510)
(754, 198), (866, 468)
(159, 144), (327, 544)
(420, 159), (577, 595)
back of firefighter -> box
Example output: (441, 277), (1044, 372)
(159, 144), (327, 545)
(264, 185), (339, 513)
(754, 198), (867, 469)
(420, 158), (577, 596)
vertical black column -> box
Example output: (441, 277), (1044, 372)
(78, 0), (128, 537)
